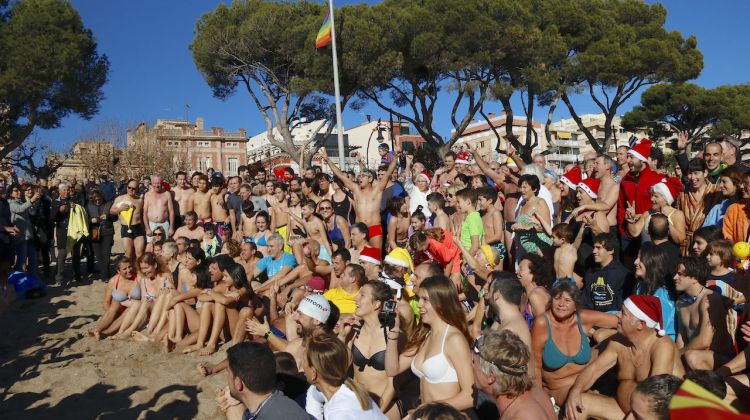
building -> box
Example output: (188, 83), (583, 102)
(127, 117), (248, 176)
(54, 140), (117, 181)
(452, 113), (546, 162)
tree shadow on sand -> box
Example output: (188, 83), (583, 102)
(0, 383), (199, 419)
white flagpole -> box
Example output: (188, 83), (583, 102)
(327, 0), (346, 168)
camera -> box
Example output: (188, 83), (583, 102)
(382, 300), (397, 314)
(379, 300), (398, 329)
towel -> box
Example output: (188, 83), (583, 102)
(67, 204), (89, 253)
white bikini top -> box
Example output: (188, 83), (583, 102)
(410, 326), (458, 384)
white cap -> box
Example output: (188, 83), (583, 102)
(297, 294), (331, 323)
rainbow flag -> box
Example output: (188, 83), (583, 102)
(315, 8), (332, 49)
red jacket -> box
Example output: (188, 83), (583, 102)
(618, 166), (673, 235)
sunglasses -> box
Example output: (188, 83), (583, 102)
(154, 232), (165, 236)
(319, 206), (332, 211)
(127, 186), (137, 190)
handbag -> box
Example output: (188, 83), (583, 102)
(90, 226), (101, 241)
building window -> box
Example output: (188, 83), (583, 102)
(197, 141), (211, 147)
(225, 142), (238, 148)
(199, 157), (212, 171)
(228, 158), (239, 176)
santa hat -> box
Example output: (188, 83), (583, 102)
(359, 247), (382, 266)
(578, 178), (601, 200)
(560, 167), (582, 190)
(651, 177), (682, 206)
(416, 171), (431, 184)
(455, 151), (471, 165)
(384, 247), (414, 272)
(628, 138), (652, 163)
(623, 295), (665, 336)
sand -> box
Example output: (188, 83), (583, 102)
(0, 279), (232, 419)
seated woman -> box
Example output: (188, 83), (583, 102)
(517, 253), (554, 322)
(345, 281), (400, 419)
(145, 226), (167, 253)
(530, 282), (618, 406)
(385, 276), (475, 413)
(125, 252), (175, 341)
(183, 260), (252, 356)
(304, 332), (387, 420)
(87, 256), (141, 340)
(625, 179), (686, 246)
(634, 243), (678, 341)
(248, 211), (272, 256)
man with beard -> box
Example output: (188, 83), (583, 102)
(217, 342), (309, 419)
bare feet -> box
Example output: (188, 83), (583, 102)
(197, 363), (214, 377)
(162, 336), (175, 353)
(199, 343), (217, 356)
(182, 343), (202, 354)
(131, 331), (150, 342)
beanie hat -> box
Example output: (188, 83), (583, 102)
(297, 294), (331, 323)
(359, 246), (382, 266)
(623, 295), (665, 336)
(560, 167), (582, 190)
(651, 177), (682, 206)
(306, 276), (326, 293)
(384, 247), (414, 273)
(578, 178), (601, 200)
(628, 138), (652, 163)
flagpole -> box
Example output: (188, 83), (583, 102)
(327, 0), (346, 168)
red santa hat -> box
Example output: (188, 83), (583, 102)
(455, 150), (471, 165)
(560, 166), (582, 190)
(416, 171), (432, 184)
(623, 295), (666, 336)
(628, 138), (652, 163)
(651, 177), (682, 206)
(577, 178), (601, 200)
(359, 246), (382, 266)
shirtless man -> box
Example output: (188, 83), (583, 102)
(431, 151), (459, 189)
(288, 199), (331, 257)
(616, 145), (630, 181)
(143, 175), (175, 241)
(320, 145), (399, 250)
(190, 175), (212, 224)
(488, 272), (532, 351)
(570, 154), (618, 233)
(674, 256), (735, 370)
(551, 223), (578, 284)
(269, 184), (291, 251)
(477, 187), (504, 256)
(565, 295), (685, 419)
(209, 177), (233, 240)
(172, 171), (194, 223)
(110, 179), (146, 259)
(173, 211), (205, 241)
(427, 192), (453, 232)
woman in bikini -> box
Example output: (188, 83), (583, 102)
(386, 196), (410, 253)
(183, 261), (252, 356)
(132, 242), (182, 342)
(88, 256), (141, 340)
(249, 211), (272, 256)
(512, 174), (553, 257)
(530, 282), (618, 406)
(331, 177), (355, 225)
(345, 281), (400, 419)
(385, 276), (474, 413)
(287, 189), (306, 248)
(319, 198), (351, 252)
(517, 253), (554, 323)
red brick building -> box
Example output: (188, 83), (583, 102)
(127, 117), (248, 176)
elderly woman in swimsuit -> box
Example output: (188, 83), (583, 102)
(183, 259), (252, 355)
(343, 281), (400, 419)
(88, 256), (141, 340)
(385, 276), (475, 413)
(530, 281), (618, 406)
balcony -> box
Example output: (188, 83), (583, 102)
(546, 153), (581, 163)
(552, 139), (584, 148)
(156, 128), (246, 140)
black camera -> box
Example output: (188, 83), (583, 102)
(379, 300), (397, 329)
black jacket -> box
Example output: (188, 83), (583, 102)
(50, 195), (82, 232)
(582, 259), (633, 313)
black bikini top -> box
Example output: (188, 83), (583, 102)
(352, 344), (386, 372)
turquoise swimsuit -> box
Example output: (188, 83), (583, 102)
(541, 312), (591, 371)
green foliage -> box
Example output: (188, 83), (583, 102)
(710, 84), (750, 139)
(0, 0), (109, 159)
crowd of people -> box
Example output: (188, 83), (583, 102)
(2, 134), (750, 419)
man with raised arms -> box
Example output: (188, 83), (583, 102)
(565, 295), (685, 420)
(319, 145), (398, 250)
(143, 174), (175, 240)
(110, 179), (146, 259)
(190, 174), (213, 224)
(172, 171), (194, 223)
(570, 154), (619, 234)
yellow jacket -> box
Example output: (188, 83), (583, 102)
(67, 204), (89, 252)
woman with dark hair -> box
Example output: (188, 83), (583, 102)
(304, 332), (386, 419)
(316, 173), (333, 199)
(287, 189), (306, 247)
(530, 282), (618, 406)
(690, 225), (723, 257)
(319, 198), (351, 251)
(634, 242), (677, 341)
(409, 208), (427, 236)
(184, 261), (252, 356)
(385, 276), (474, 412)
(386, 196), (410, 252)
(248, 211), (272, 256)
(517, 253), (554, 320)
(703, 166), (743, 228)
(88, 255), (141, 339)
(349, 222), (369, 263)
(408, 229), (461, 282)
(331, 177), (355, 225)
(512, 175), (553, 256)
(677, 158), (721, 254)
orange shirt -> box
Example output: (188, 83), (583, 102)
(722, 202), (749, 243)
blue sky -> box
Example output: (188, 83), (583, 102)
(41, 0), (750, 151)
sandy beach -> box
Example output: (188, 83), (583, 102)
(0, 264), (230, 419)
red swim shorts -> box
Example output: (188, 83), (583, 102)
(368, 224), (383, 239)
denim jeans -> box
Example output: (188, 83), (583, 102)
(14, 238), (37, 274)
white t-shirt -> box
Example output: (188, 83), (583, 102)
(306, 384), (386, 420)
